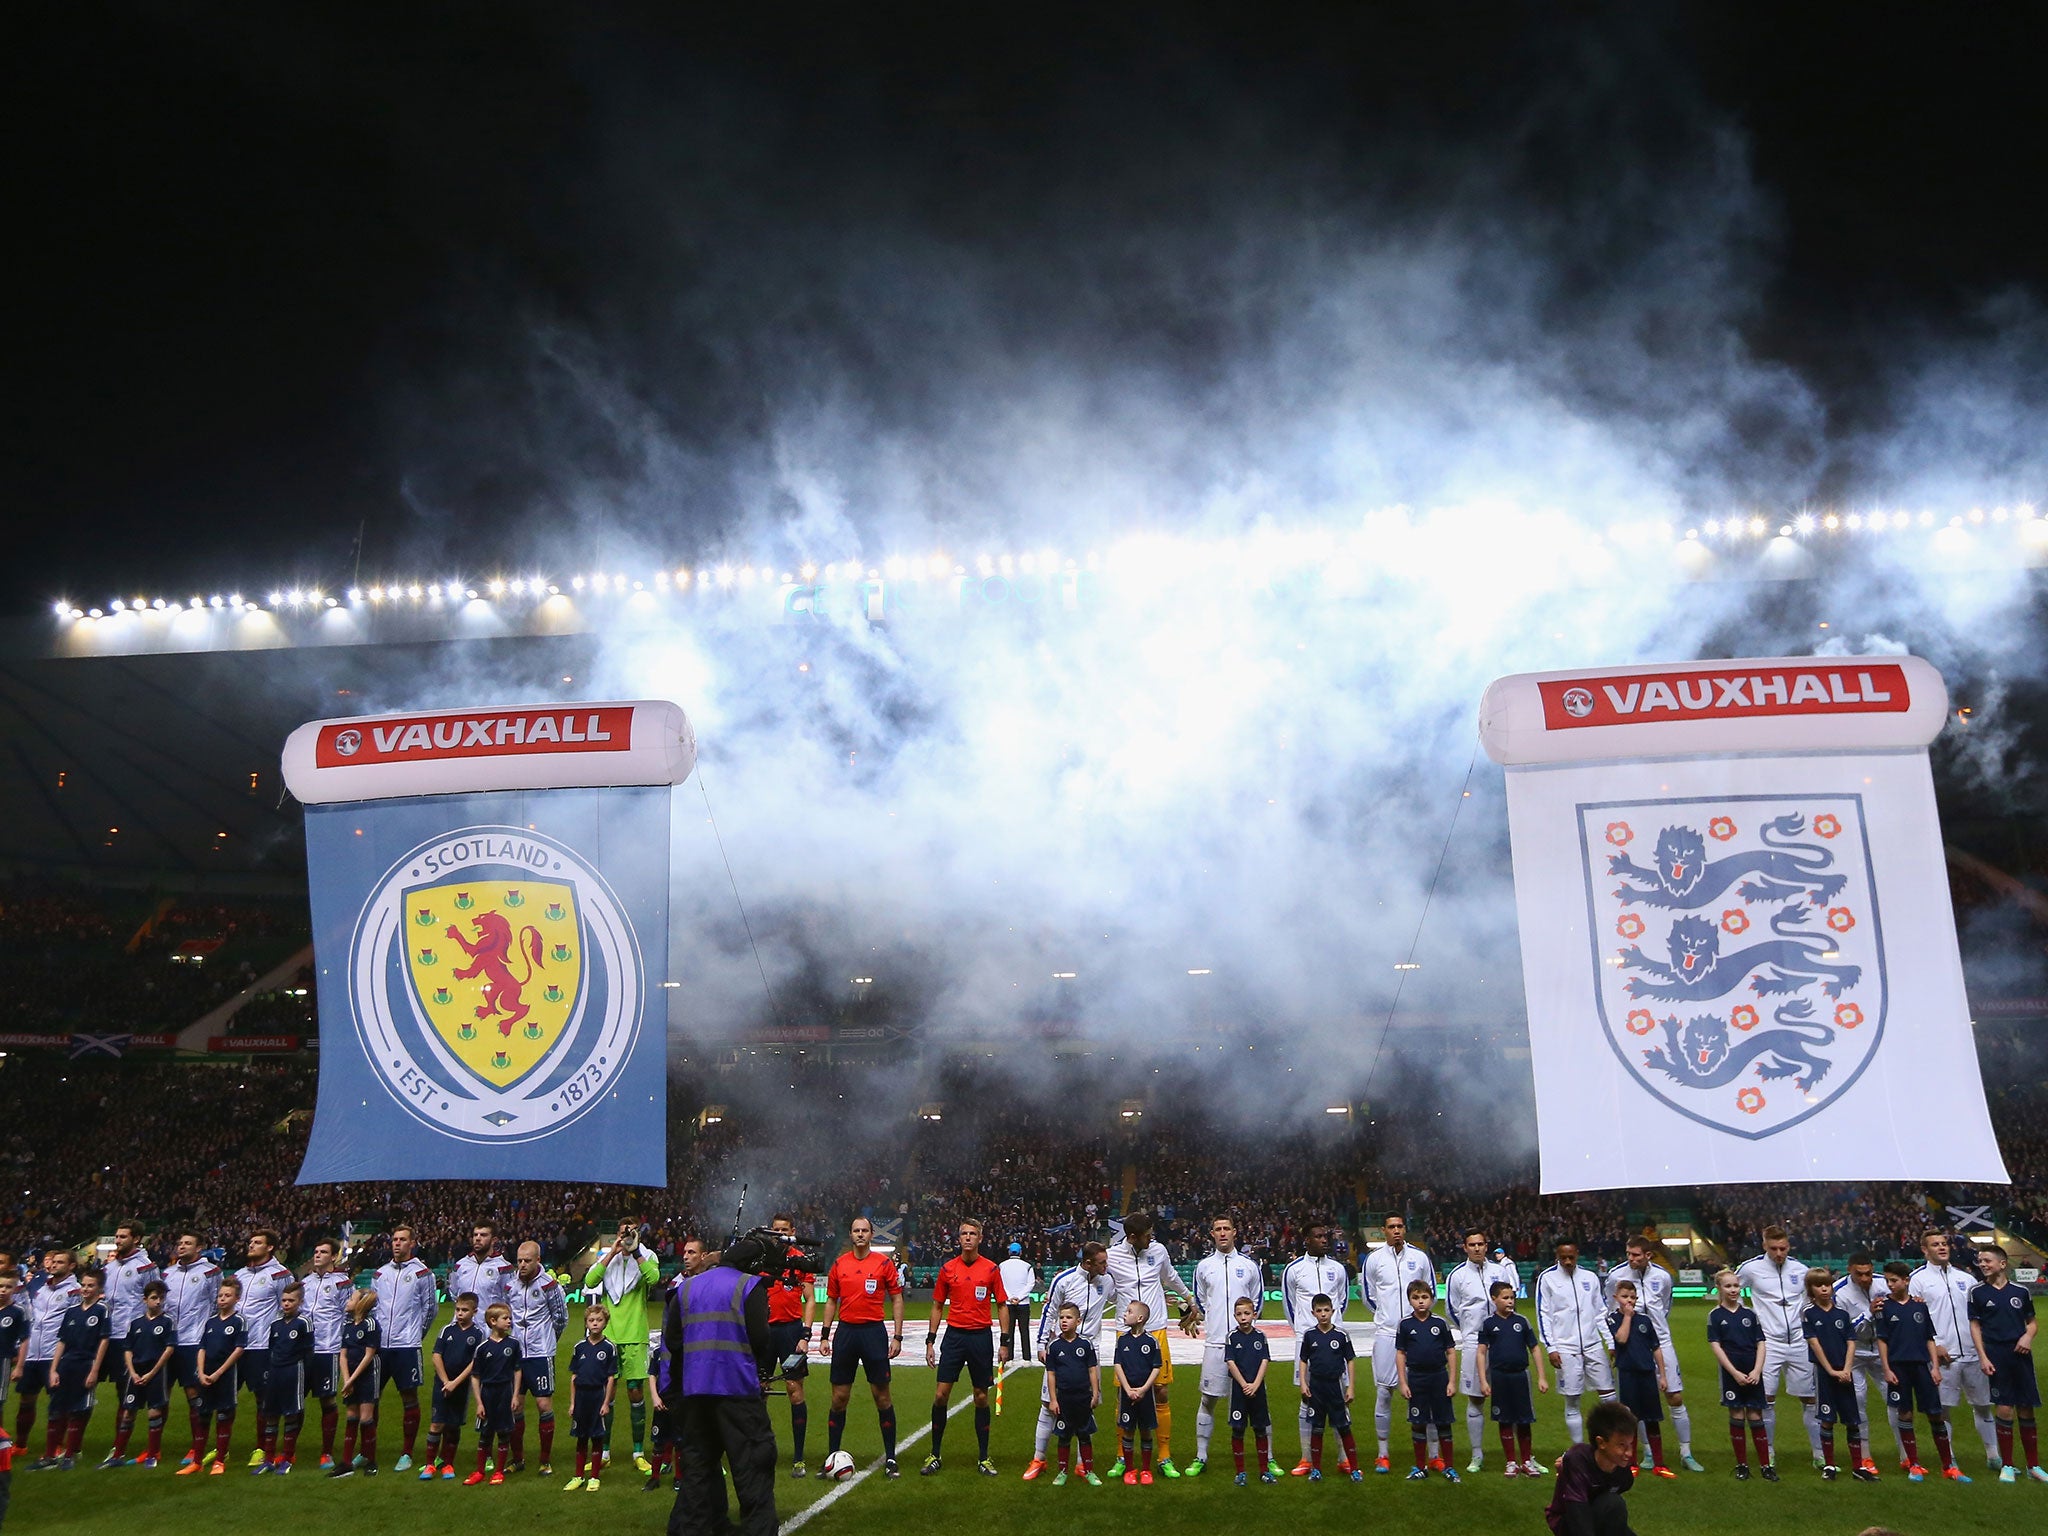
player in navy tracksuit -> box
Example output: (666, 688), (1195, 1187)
(465, 1304), (522, 1485)
(106, 1280), (174, 1466)
(1395, 1281), (1458, 1482)
(1225, 1297), (1276, 1485)
(43, 1270), (111, 1468)
(1042, 1302), (1101, 1484)
(333, 1288), (383, 1476)
(1476, 1280), (1547, 1474)
(1968, 1242), (2045, 1481)
(566, 1305), (620, 1489)
(1112, 1302), (1160, 1482)
(1875, 1260), (1958, 1481)
(1296, 1293), (1361, 1478)
(1706, 1267), (1770, 1477)
(1607, 1280), (1671, 1476)
(259, 1283), (315, 1474)
(1801, 1268), (1874, 1480)
(644, 1325), (678, 1491)
(426, 1293), (483, 1479)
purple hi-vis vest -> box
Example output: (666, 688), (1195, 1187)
(672, 1267), (762, 1398)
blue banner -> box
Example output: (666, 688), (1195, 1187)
(297, 786), (670, 1185)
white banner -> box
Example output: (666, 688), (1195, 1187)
(1482, 655), (2006, 1193)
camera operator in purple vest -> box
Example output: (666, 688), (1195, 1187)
(663, 1232), (779, 1536)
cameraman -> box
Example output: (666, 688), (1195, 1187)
(664, 1234), (779, 1536)
(764, 1215), (822, 1476)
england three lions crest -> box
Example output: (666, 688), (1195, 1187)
(1578, 794), (1885, 1140)
(347, 824), (645, 1144)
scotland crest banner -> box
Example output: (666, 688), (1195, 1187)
(1480, 656), (2007, 1193)
(282, 702), (695, 1185)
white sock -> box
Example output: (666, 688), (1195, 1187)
(1803, 1400), (1821, 1458)
(1375, 1384), (1392, 1457)
(1298, 1403), (1313, 1464)
(1762, 1401), (1777, 1461)
(1196, 1399), (1215, 1463)
(1466, 1402), (1485, 1464)
(1564, 1394), (1584, 1444)
(1974, 1405), (1998, 1461)
(1034, 1405), (1054, 1461)
(1671, 1401), (1691, 1455)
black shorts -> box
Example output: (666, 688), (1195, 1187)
(240, 1347), (271, 1401)
(51, 1374), (97, 1418)
(1489, 1368), (1534, 1425)
(1229, 1386), (1271, 1433)
(173, 1345), (205, 1392)
(475, 1385), (514, 1436)
(1407, 1367), (1453, 1429)
(1053, 1391), (1096, 1439)
(12, 1367), (50, 1403)
(769, 1321), (809, 1380)
(1986, 1346), (2041, 1409)
(520, 1354), (554, 1398)
(830, 1322), (891, 1387)
(1117, 1390), (1157, 1431)
(198, 1368), (239, 1418)
(1814, 1371), (1861, 1429)
(123, 1365), (172, 1413)
(306, 1352), (339, 1399)
(1618, 1366), (1663, 1425)
(936, 1329), (995, 1389)
(1885, 1361), (1940, 1418)
(381, 1345), (425, 1391)
(1305, 1380), (1350, 1431)
(430, 1383), (466, 1425)
(261, 1360), (307, 1419)
(1720, 1367), (1767, 1411)
(571, 1383), (612, 1441)
(345, 1356), (383, 1408)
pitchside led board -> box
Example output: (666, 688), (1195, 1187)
(1480, 655), (2007, 1194)
(280, 701), (696, 1186)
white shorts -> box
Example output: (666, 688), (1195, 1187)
(1852, 1353), (1886, 1396)
(1552, 1347), (1614, 1397)
(1199, 1345), (1232, 1400)
(1371, 1334), (1398, 1389)
(1759, 1339), (1815, 1398)
(1656, 1335), (1683, 1395)
(1937, 1357), (1990, 1410)
(1459, 1351), (1485, 1398)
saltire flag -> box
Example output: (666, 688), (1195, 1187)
(69, 1032), (128, 1058)
(282, 701), (694, 1185)
(1481, 655), (2006, 1193)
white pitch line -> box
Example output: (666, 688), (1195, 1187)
(782, 1362), (1017, 1533)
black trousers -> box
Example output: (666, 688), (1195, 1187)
(669, 1393), (778, 1536)
(1559, 1490), (1636, 1536)
(1003, 1304), (1032, 1361)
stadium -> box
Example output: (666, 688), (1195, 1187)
(8, 8), (2048, 1536)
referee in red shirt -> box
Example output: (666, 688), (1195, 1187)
(821, 1217), (905, 1476)
(921, 1218), (1011, 1476)
(765, 1214), (821, 1477)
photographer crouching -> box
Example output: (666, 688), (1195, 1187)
(663, 1230), (782, 1536)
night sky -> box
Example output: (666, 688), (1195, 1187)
(10, 1), (2046, 613)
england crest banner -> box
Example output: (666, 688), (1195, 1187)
(1480, 656), (2006, 1193)
(285, 701), (694, 1185)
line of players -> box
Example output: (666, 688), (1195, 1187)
(0, 1219), (667, 1483)
(808, 1209), (2044, 1490)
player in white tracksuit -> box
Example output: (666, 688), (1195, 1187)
(1360, 1216), (1437, 1464)
(1027, 1244), (1116, 1472)
(1190, 1218), (1265, 1472)
(1831, 1251), (1904, 1465)
(1534, 1241), (1615, 1445)
(1280, 1226), (1352, 1473)
(1735, 1228), (1816, 1464)
(1909, 1232), (1999, 1468)
(1446, 1229), (1522, 1471)
(1603, 1236), (1698, 1469)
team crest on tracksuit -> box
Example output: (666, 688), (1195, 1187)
(348, 825), (644, 1143)
(1578, 794), (1885, 1139)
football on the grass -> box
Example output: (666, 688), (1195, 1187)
(823, 1451), (856, 1481)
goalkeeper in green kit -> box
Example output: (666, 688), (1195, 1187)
(585, 1219), (661, 1473)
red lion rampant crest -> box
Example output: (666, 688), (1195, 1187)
(445, 910), (546, 1035)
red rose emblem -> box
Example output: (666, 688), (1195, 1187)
(1736, 1087), (1765, 1115)
(1834, 1002), (1863, 1029)
(1616, 913), (1646, 941)
(1826, 907), (1855, 933)
(1605, 822), (1633, 847)
(1625, 1009), (1655, 1036)
(1813, 814), (1841, 839)
(1708, 816), (1737, 841)
(1730, 1005), (1759, 1032)
(1721, 908), (1750, 935)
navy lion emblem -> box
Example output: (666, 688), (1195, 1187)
(1608, 815), (1850, 909)
(1581, 793), (1884, 1140)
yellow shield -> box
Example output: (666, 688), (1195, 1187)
(405, 879), (582, 1089)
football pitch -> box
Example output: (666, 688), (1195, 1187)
(10, 1298), (2031, 1534)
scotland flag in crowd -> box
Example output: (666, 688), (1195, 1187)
(1481, 656), (2007, 1192)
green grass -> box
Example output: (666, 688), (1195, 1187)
(9, 1299), (2032, 1534)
